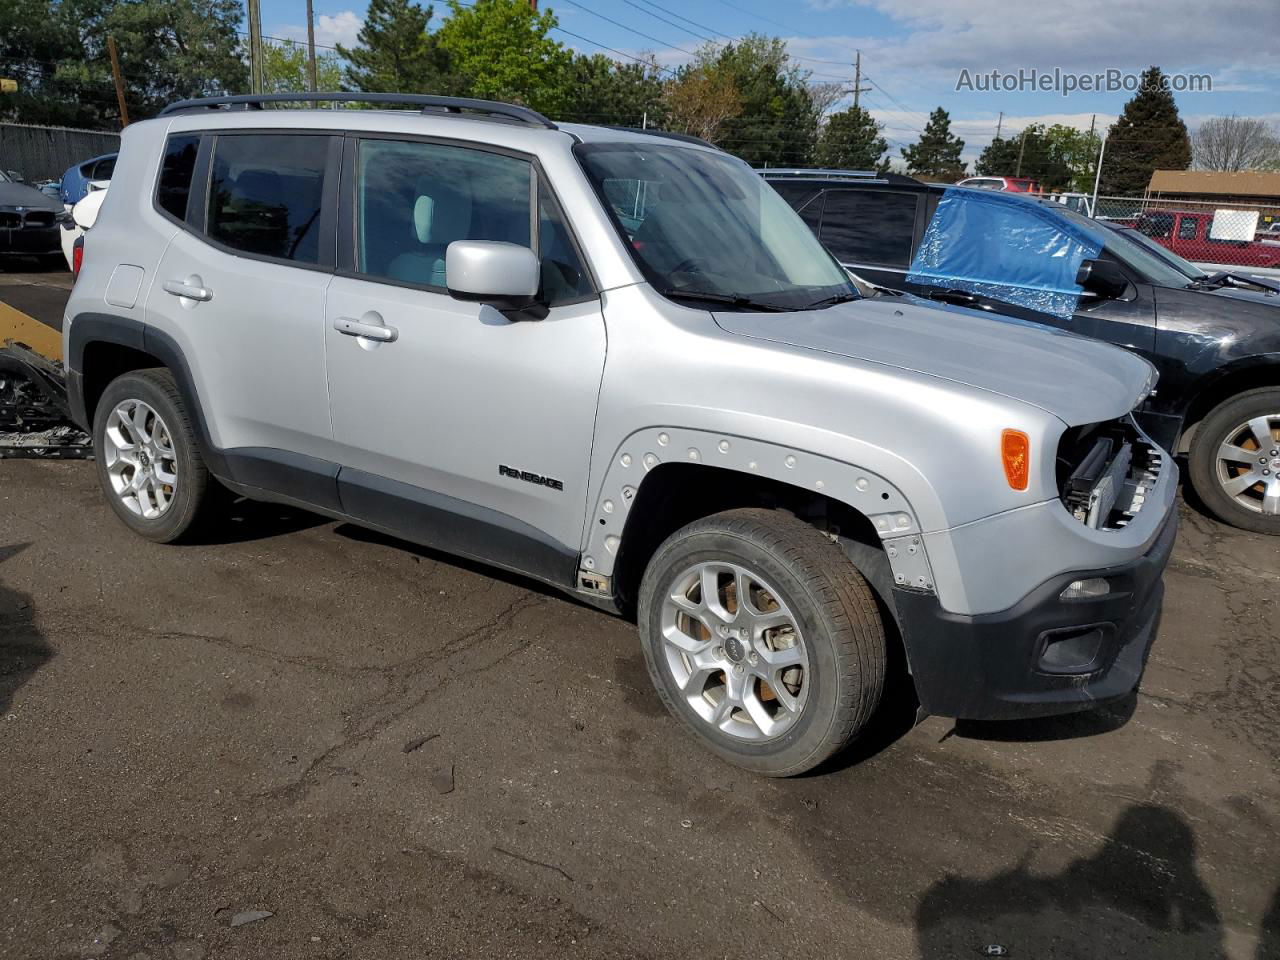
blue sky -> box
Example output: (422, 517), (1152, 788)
(260, 0), (1280, 167)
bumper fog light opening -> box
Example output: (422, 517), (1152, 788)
(1061, 577), (1110, 600)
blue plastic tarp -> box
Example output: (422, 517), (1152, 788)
(907, 189), (1107, 319)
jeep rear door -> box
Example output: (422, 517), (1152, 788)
(323, 135), (605, 584)
(143, 131), (341, 485)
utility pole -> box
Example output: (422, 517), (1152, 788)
(305, 0), (318, 96)
(1015, 128), (1027, 176)
(851, 50), (871, 110)
(995, 111), (1003, 140)
(1090, 136), (1107, 214)
(107, 36), (129, 128)
(246, 0), (264, 94)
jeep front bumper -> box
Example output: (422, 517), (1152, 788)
(893, 506), (1177, 721)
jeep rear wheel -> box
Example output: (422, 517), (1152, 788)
(1189, 387), (1280, 535)
(637, 508), (886, 776)
(93, 369), (214, 543)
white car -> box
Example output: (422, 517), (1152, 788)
(61, 188), (106, 272)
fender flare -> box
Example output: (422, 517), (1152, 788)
(67, 311), (227, 475)
(582, 426), (936, 592)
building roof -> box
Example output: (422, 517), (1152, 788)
(1147, 169), (1280, 198)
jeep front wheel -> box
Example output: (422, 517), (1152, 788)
(637, 508), (887, 776)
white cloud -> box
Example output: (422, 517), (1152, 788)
(271, 10), (363, 50)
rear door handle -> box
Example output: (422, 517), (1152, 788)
(333, 316), (398, 343)
(162, 280), (213, 302)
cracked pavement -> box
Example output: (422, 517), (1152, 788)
(2, 459), (1279, 959)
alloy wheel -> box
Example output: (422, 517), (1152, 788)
(1214, 414), (1280, 516)
(659, 561), (810, 741)
(102, 399), (179, 519)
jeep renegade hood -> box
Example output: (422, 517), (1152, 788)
(713, 295), (1154, 426)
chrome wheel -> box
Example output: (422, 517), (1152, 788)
(102, 399), (178, 519)
(659, 561), (809, 742)
(1215, 414), (1280, 516)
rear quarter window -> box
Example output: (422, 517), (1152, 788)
(156, 136), (200, 221)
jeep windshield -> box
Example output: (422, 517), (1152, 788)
(575, 141), (857, 312)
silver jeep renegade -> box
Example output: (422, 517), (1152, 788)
(63, 94), (1178, 776)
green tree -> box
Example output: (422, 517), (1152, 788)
(901, 107), (965, 180)
(0, 0), (245, 127)
(436, 0), (572, 115)
(816, 105), (887, 171)
(696, 35), (820, 166)
(563, 53), (664, 128)
(975, 124), (1078, 189)
(262, 42), (344, 95)
(336, 0), (451, 94)
(1099, 66), (1191, 195)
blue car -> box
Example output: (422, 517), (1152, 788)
(59, 152), (117, 206)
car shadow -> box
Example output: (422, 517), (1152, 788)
(0, 542), (53, 716)
(951, 691), (1139, 743)
(179, 495), (328, 546)
(915, 803), (1226, 959)
(332, 523), (590, 607)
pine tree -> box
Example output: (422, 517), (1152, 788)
(337, 0), (450, 94)
(816, 105), (888, 171)
(1099, 66), (1191, 195)
(901, 107), (965, 180)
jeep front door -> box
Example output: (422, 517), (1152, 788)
(324, 137), (605, 583)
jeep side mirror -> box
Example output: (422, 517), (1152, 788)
(1076, 258), (1129, 299)
(446, 241), (542, 317)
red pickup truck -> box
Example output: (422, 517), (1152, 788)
(1132, 210), (1280, 268)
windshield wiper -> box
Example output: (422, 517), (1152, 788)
(658, 289), (790, 312)
(803, 291), (860, 309)
(1190, 270), (1280, 294)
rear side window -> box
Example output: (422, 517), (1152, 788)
(156, 136), (199, 221)
(92, 156), (116, 180)
(1138, 214), (1174, 239)
(1178, 217), (1198, 239)
(206, 134), (328, 264)
(820, 190), (918, 268)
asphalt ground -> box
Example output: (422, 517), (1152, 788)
(2, 260), (1279, 959)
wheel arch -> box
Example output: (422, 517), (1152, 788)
(588, 428), (929, 615)
(68, 311), (224, 474)
(1176, 353), (1280, 454)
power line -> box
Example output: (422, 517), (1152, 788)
(558, 0), (699, 58)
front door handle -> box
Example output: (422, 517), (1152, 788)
(333, 316), (398, 343)
(162, 279), (213, 302)
(928, 289), (978, 306)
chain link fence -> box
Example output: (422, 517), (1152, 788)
(1093, 194), (1280, 272)
(0, 123), (121, 184)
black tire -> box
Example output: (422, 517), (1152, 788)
(1188, 387), (1280, 535)
(637, 508), (887, 776)
(92, 368), (214, 543)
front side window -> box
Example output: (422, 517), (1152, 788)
(576, 142), (854, 311)
(156, 136), (199, 221)
(1137, 213), (1174, 239)
(92, 156), (117, 181)
(820, 190), (918, 268)
(356, 139), (530, 289)
(355, 139), (591, 304)
(206, 134), (328, 264)
(1178, 217), (1198, 239)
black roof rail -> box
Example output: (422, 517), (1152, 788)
(603, 126), (716, 148)
(158, 93), (557, 129)
(757, 167), (921, 187)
